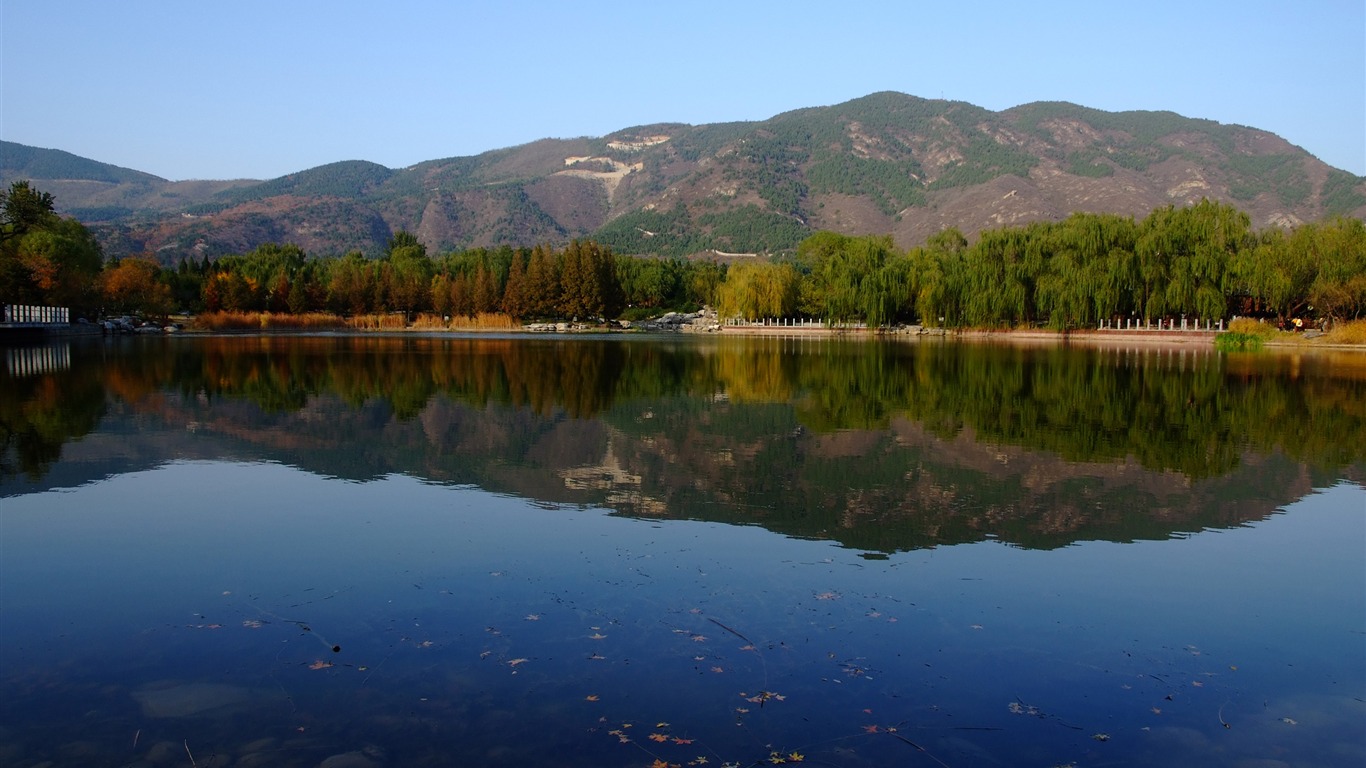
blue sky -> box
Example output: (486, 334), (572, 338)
(3, 0), (1363, 180)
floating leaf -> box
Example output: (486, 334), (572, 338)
(672, 737), (694, 745)
(507, 658), (529, 667)
(308, 660), (333, 670)
(1092, 733), (1110, 742)
(585, 694), (599, 701)
(649, 733), (670, 743)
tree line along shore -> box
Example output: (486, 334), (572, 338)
(3, 181), (1364, 339)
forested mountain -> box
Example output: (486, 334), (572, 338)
(4, 92), (1364, 263)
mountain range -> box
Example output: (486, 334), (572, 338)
(4, 91), (1364, 263)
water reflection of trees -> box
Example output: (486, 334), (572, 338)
(3, 337), (1364, 546)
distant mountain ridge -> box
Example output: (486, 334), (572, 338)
(4, 91), (1364, 263)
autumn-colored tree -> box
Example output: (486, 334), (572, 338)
(472, 265), (498, 314)
(501, 250), (529, 319)
(102, 257), (173, 317)
(524, 244), (560, 318)
(450, 272), (474, 317)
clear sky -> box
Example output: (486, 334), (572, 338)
(3, 0), (1363, 181)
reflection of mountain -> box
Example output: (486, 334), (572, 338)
(3, 336), (1363, 552)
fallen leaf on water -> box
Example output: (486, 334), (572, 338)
(1151, 707), (1162, 715)
(863, 724), (880, 733)
(656, 722), (670, 728)
(815, 591), (840, 600)
(672, 737), (694, 745)
(649, 733), (670, 742)
(589, 633), (608, 640)
(507, 658), (529, 667)
(308, 660), (333, 670)
(1281, 717), (1298, 725)
(711, 666), (724, 673)
(525, 614), (541, 621)
(1092, 733), (1110, 742)
(242, 619), (264, 628)
(585, 695), (599, 701)
(787, 752), (804, 762)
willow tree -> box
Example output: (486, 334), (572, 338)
(1035, 213), (1138, 328)
(1229, 228), (1314, 323)
(717, 260), (799, 320)
(1307, 217), (1366, 322)
(908, 228), (969, 327)
(1137, 200), (1246, 321)
(962, 225), (1039, 327)
(796, 231), (900, 325)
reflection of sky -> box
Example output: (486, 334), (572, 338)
(2, 462), (1363, 766)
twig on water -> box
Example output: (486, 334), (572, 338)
(184, 740), (198, 767)
(708, 617), (755, 646)
(888, 731), (953, 768)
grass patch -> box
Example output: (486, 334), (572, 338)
(1215, 332), (1265, 351)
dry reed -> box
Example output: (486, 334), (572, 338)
(191, 311), (346, 331)
(1325, 319), (1366, 345)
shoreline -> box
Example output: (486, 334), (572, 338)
(47, 315), (1360, 352)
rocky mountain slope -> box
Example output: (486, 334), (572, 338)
(4, 92), (1363, 263)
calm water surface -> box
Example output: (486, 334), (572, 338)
(2, 335), (1363, 768)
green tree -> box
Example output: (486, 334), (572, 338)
(0, 180), (57, 244)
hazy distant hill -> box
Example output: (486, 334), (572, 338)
(4, 92), (1364, 263)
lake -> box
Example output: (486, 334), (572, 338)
(1, 334), (1363, 768)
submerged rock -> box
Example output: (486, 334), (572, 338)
(131, 682), (253, 718)
(318, 750), (379, 768)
